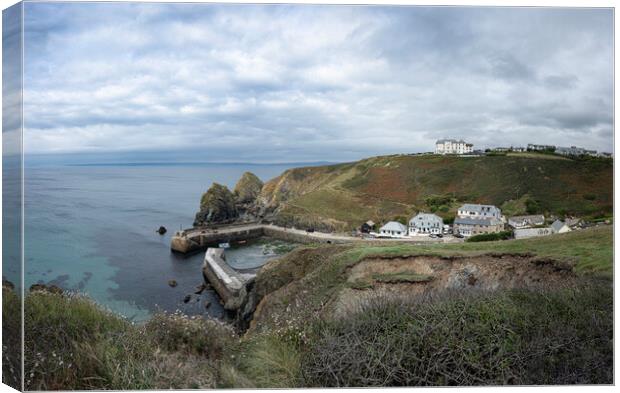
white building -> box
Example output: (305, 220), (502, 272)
(457, 204), (503, 220)
(527, 144), (556, 151)
(514, 227), (554, 239)
(379, 221), (408, 238)
(550, 220), (572, 234)
(555, 146), (587, 156)
(453, 204), (504, 237)
(508, 215), (545, 229)
(435, 139), (474, 155)
(453, 217), (504, 237)
(408, 213), (443, 235)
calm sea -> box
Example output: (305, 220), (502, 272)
(19, 162), (301, 321)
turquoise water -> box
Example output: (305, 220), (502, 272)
(21, 162), (296, 321)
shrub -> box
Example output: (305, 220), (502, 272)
(144, 311), (235, 357)
(443, 216), (455, 225)
(466, 230), (513, 242)
(525, 198), (541, 214)
(22, 291), (225, 390)
(300, 284), (613, 387)
(2, 288), (21, 390)
(221, 333), (302, 388)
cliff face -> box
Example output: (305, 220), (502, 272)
(194, 183), (239, 226)
(234, 172), (264, 204)
(194, 172), (267, 227)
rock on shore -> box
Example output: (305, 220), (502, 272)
(234, 172), (264, 204)
(194, 183), (239, 226)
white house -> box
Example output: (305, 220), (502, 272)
(435, 139), (474, 155)
(408, 213), (443, 235)
(457, 204), (503, 220)
(514, 227), (554, 239)
(527, 144), (556, 151)
(379, 221), (408, 238)
(453, 204), (504, 237)
(555, 146), (587, 156)
(508, 215), (545, 229)
(453, 217), (504, 237)
(550, 220), (572, 234)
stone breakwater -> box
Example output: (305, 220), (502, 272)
(171, 223), (457, 254)
(202, 248), (254, 310)
(170, 223), (374, 254)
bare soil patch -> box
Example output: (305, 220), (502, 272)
(336, 253), (576, 314)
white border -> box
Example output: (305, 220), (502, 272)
(0, 1), (616, 393)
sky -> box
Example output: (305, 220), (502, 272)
(16, 2), (614, 163)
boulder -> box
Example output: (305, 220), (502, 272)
(234, 172), (264, 204)
(168, 279), (178, 287)
(183, 294), (192, 303)
(157, 226), (167, 235)
(194, 183), (239, 226)
(194, 283), (207, 294)
(204, 300), (211, 309)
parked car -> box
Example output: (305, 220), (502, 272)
(306, 228), (315, 233)
(436, 233), (443, 238)
(453, 233), (464, 238)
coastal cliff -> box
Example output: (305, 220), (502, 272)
(193, 153), (613, 232)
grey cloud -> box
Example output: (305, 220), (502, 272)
(18, 3), (614, 161)
(544, 75), (579, 89)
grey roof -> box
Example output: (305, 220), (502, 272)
(509, 215), (545, 224)
(458, 204), (501, 214)
(380, 221), (408, 232)
(551, 220), (567, 232)
(454, 217), (502, 226)
(409, 213), (443, 225)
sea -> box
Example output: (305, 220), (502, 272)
(9, 161), (314, 322)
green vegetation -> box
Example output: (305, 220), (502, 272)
(248, 226), (612, 334)
(2, 288), (21, 390)
(346, 279), (375, 290)
(11, 291), (235, 390)
(233, 172), (264, 203)
(302, 285), (612, 386)
(262, 153), (612, 231)
(372, 272), (433, 283)
(466, 230), (514, 242)
(4, 226), (612, 389)
(353, 226), (611, 277)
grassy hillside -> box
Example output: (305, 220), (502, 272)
(261, 153), (612, 231)
(248, 226), (612, 334)
(223, 227), (613, 387)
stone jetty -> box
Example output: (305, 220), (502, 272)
(202, 248), (253, 310)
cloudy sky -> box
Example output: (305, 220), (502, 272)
(20, 2), (613, 163)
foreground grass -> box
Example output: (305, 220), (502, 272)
(3, 278), (613, 389)
(2, 289), (21, 390)
(8, 290), (235, 390)
(221, 283), (612, 387)
(2, 226), (613, 389)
